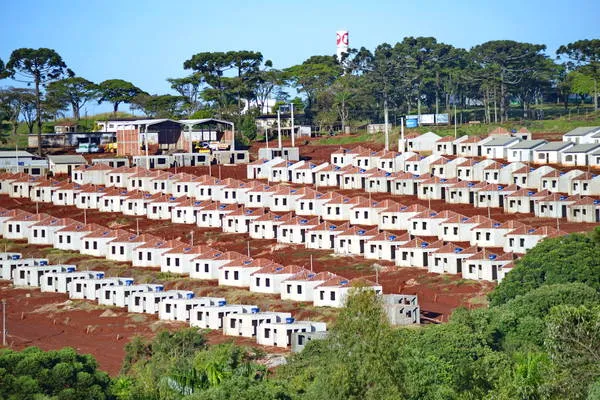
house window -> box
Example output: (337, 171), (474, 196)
(85, 241), (89, 249)
(286, 284), (291, 294)
(256, 277), (260, 286)
(519, 238), (525, 247)
(330, 291), (336, 301)
(234, 271), (239, 280)
(265, 278), (270, 287)
(225, 271), (229, 280)
(297, 285), (302, 294)
(485, 232), (491, 241)
(319, 291), (325, 300)
(93, 241), (97, 250)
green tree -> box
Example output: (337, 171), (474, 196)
(45, 76), (98, 120)
(132, 93), (186, 118)
(545, 305), (600, 399)
(285, 55), (342, 122)
(471, 41), (548, 121)
(557, 39), (600, 111)
(167, 73), (204, 116)
(97, 79), (144, 114)
(6, 48), (73, 155)
(0, 346), (112, 400)
(489, 232), (600, 306)
(0, 87), (35, 135)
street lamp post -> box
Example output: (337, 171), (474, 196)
(229, 121), (236, 152)
(2, 299), (6, 346)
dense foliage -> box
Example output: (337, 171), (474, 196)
(0, 346), (112, 399)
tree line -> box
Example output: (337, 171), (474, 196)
(2, 227), (600, 399)
(0, 38), (599, 151)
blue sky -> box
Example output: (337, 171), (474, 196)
(1, 0), (599, 115)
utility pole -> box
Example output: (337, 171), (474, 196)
(191, 230), (194, 247)
(384, 99), (389, 151)
(454, 103), (458, 139)
(2, 299), (6, 346)
(400, 117), (405, 153)
(290, 103), (295, 147)
(277, 109), (282, 149)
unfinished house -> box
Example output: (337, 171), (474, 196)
(382, 294), (420, 325)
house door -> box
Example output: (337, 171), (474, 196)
(561, 205), (567, 218)
(390, 245), (396, 260)
(336, 175), (341, 186)
(469, 192), (474, 204)
(492, 265), (498, 281)
(288, 170), (293, 182)
(596, 209), (600, 222)
(530, 200), (535, 212)
(499, 195), (504, 208)
(150, 159), (155, 169)
(456, 259), (462, 273)
(359, 240), (365, 254)
(387, 181), (392, 192)
(273, 227), (278, 239)
(361, 177), (366, 189)
(67, 165), (72, 175)
(423, 252), (428, 267)
(413, 182), (418, 194)
(452, 144), (457, 154)
(190, 157), (196, 167)
(329, 234), (335, 249)
(441, 188), (446, 200)
(301, 229), (306, 243)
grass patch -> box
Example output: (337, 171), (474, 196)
(467, 296), (489, 306)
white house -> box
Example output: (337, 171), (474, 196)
(562, 126), (600, 144)
(396, 239), (443, 268)
(471, 219), (525, 248)
(133, 239), (185, 268)
(80, 228), (126, 258)
(222, 207), (268, 234)
(250, 265), (306, 294)
(28, 217), (75, 246)
(569, 173), (600, 196)
(128, 290), (194, 314)
(4, 212), (49, 240)
(567, 196), (600, 223)
(429, 243), (478, 276)
(47, 155), (86, 175)
(189, 250), (246, 280)
(314, 277), (382, 308)
(105, 166), (137, 188)
(190, 304), (258, 330)
(334, 227), (378, 256)
(13, 264), (75, 287)
(364, 231), (410, 262)
(161, 245), (215, 275)
(305, 222), (351, 250)
(314, 164), (344, 187)
(223, 311), (292, 338)
(405, 131), (441, 152)
(507, 140), (548, 162)
(158, 296), (226, 322)
(278, 217), (320, 245)
(463, 251), (515, 282)
(504, 188), (537, 214)
(503, 225), (564, 253)
(98, 283), (164, 308)
(41, 270), (102, 293)
(533, 141), (574, 165)
(107, 233), (154, 262)
(67, 277), (134, 300)
(560, 144), (600, 167)
(218, 258), (279, 288)
(171, 198), (206, 224)
(257, 320), (327, 348)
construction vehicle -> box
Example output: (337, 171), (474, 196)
(104, 142), (118, 153)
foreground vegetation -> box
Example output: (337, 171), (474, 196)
(2, 228), (600, 399)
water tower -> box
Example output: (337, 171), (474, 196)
(336, 30), (349, 62)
